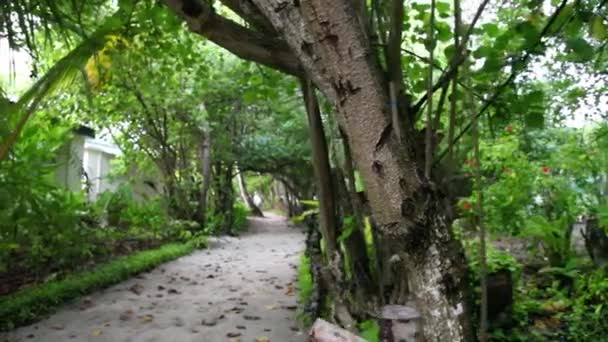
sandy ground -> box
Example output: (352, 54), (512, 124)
(2, 213), (308, 342)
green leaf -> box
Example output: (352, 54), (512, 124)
(566, 37), (595, 62)
(436, 2), (451, 14)
(525, 111), (544, 129)
(473, 45), (494, 59)
(590, 15), (607, 40)
(482, 23), (501, 37)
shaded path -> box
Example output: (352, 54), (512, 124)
(2, 213), (307, 342)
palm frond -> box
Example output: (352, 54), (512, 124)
(0, 7), (130, 161)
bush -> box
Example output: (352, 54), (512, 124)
(232, 201), (250, 232)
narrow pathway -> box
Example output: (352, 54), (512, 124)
(3, 213), (307, 342)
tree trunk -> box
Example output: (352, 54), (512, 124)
(249, 2), (472, 340)
(212, 162), (235, 234)
(235, 166), (264, 217)
(166, 0), (472, 339)
(198, 133), (212, 224)
(301, 77), (338, 258)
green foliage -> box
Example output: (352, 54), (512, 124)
(0, 242), (197, 331)
(204, 201), (249, 235)
(232, 201), (250, 233)
(521, 214), (574, 267)
(359, 319), (380, 342)
(0, 116), (96, 273)
(464, 237), (522, 277)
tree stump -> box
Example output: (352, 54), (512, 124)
(378, 305), (423, 342)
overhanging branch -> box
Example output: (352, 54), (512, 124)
(162, 0), (302, 77)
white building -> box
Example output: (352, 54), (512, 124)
(55, 127), (162, 201)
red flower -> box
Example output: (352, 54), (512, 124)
(505, 125), (513, 133)
(542, 167), (550, 174)
(503, 167), (512, 174)
(464, 159), (478, 167)
(462, 201), (473, 210)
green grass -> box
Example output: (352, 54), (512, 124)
(0, 240), (204, 331)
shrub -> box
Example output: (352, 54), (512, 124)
(232, 201), (250, 232)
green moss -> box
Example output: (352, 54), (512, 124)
(297, 253), (314, 327)
(0, 241), (203, 331)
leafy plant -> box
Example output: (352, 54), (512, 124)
(521, 214), (574, 267)
(359, 319), (380, 342)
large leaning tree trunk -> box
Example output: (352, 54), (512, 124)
(235, 165), (264, 217)
(301, 77), (338, 258)
(164, 0), (472, 340)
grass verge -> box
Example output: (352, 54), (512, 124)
(0, 240), (203, 331)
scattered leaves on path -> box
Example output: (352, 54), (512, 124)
(129, 283), (144, 295)
(141, 314), (154, 322)
(120, 309), (134, 321)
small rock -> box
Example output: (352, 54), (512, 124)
(157, 285), (165, 291)
(173, 317), (185, 327)
(243, 315), (261, 321)
(227, 332), (242, 338)
(236, 325), (246, 330)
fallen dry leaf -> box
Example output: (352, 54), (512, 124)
(129, 283), (144, 295)
(50, 324), (64, 330)
(91, 329), (102, 336)
(264, 304), (279, 310)
(141, 314), (154, 322)
(254, 337), (270, 342)
(120, 309), (134, 321)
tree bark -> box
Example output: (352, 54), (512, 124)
(236, 166), (264, 217)
(198, 133), (212, 224)
(212, 162), (235, 234)
(248, 2), (472, 340)
(301, 77), (338, 258)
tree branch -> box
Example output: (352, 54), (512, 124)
(162, 0), (301, 76)
(219, 0), (276, 34)
(412, 0), (491, 114)
(435, 0), (570, 164)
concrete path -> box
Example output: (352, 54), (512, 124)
(2, 213), (307, 342)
